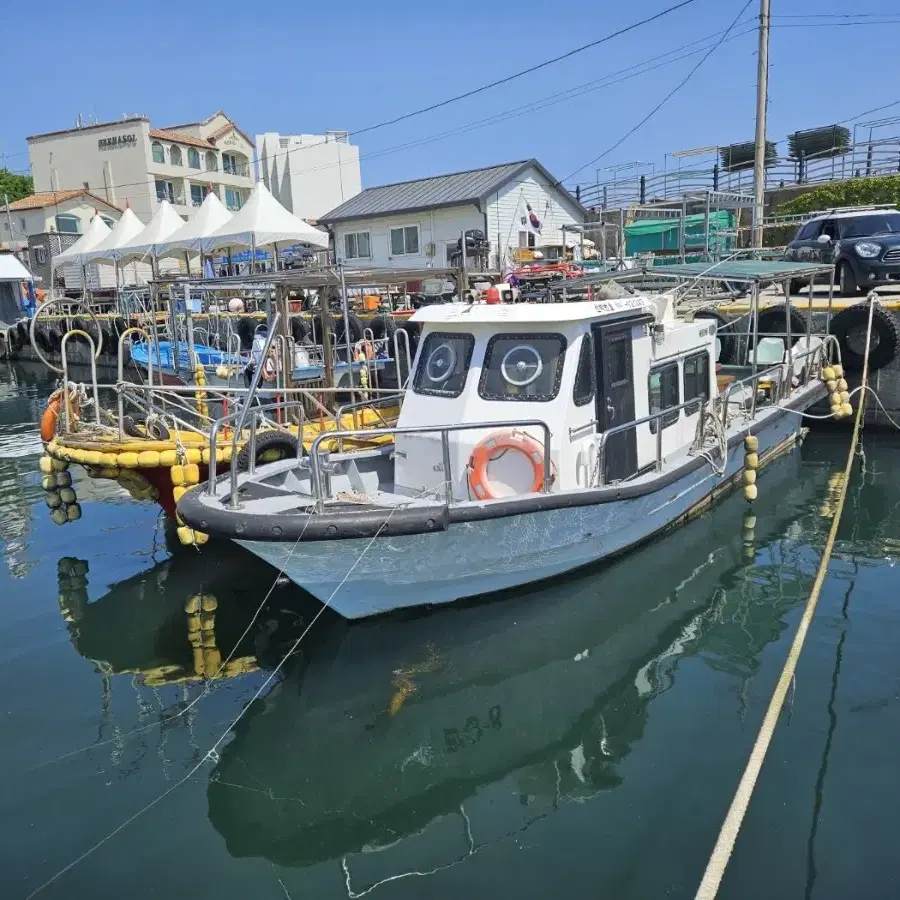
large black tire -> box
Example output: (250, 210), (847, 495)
(7, 326), (21, 351)
(34, 325), (52, 354)
(788, 278), (808, 297)
(123, 414), (170, 440)
(753, 305), (807, 350)
(47, 326), (62, 352)
(335, 312), (364, 345)
(830, 303), (900, 372)
(838, 261), (861, 298)
(694, 310), (737, 365)
(369, 314), (398, 341)
(311, 313), (336, 345)
(236, 316), (256, 351)
(290, 317), (310, 343)
(235, 429), (300, 472)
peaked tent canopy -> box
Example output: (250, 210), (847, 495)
(155, 192), (233, 259)
(116, 201), (187, 263)
(51, 216), (112, 270)
(79, 208), (147, 264)
(200, 183), (329, 253)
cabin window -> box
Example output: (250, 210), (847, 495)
(479, 333), (567, 402)
(649, 363), (679, 433)
(344, 231), (370, 260)
(573, 333), (595, 406)
(413, 332), (474, 398)
(683, 351), (710, 415)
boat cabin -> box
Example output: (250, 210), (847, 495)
(394, 297), (716, 500)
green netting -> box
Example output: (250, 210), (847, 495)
(624, 211), (735, 254)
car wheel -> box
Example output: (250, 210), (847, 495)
(788, 278), (805, 297)
(838, 262), (859, 298)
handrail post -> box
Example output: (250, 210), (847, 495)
(655, 421), (663, 472)
(440, 431), (452, 506)
(541, 424), (551, 491)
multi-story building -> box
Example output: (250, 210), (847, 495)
(28, 111), (255, 225)
(255, 131), (361, 221)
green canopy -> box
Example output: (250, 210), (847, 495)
(625, 211), (734, 254)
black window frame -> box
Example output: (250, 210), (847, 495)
(649, 362), (680, 434)
(413, 331), (475, 398)
(573, 332), (595, 407)
(682, 350), (710, 416)
(478, 332), (568, 403)
(796, 220), (823, 241)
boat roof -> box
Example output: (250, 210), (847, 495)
(410, 297), (653, 325)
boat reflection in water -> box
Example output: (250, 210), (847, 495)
(203, 444), (831, 888)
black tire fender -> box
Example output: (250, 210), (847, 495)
(290, 317), (310, 343)
(829, 303), (900, 372)
(123, 413), (171, 440)
(694, 310), (737, 365)
(235, 429), (300, 472)
(753, 305), (807, 349)
(335, 312), (364, 345)
(370, 314), (398, 341)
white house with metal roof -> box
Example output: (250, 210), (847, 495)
(320, 159), (586, 271)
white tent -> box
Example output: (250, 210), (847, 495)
(200, 182), (329, 254)
(79, 207), (147, 264)
(116, 200), (186, 264)
(155, 192), (233, 258)
(51, 215), (112, 270)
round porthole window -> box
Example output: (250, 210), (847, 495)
(425, 342), (457, 383)
(500, 344), (543, 387)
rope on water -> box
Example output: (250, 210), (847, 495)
(694, 293), (877, 900)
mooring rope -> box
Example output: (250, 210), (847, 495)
(694, 294), (877, 899)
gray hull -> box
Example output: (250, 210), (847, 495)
(237, 409), (804, 619)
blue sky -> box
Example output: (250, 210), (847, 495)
(2, 0), (898, 193)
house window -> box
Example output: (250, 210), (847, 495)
(155, 179), (175, 203)
(344, 231), (371, 260)
(390, 225), (419, 256)
(414, 332), (475, 398)
(188, 148), (201, 169)
(205, 151), (218, 172)
(479, 333), (567, 402)
(190, 184), (209, 206)
(170, 146), (183, 166)
(225, 189), (242, 211)
(222, 153), (239, 175)
(55, 214), (81, 234)
(19, 217), (26, 232)
(683, 351), (710, 416)
(573, 333), (595, 406)
(279, 137), (289, 149)
(518, 230), (535, 248)
(649, 363), (680, 433)
(151, 141), (165, 164)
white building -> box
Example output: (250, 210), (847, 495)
(256, 131), (361, 221)
(28, 111), (255, 226)
(4, 190), (122, 290)
(320, 159), (586, 271)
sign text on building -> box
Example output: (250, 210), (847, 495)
(98, 134), (136, 150)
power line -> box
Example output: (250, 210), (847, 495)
(562, 0), (755, 183)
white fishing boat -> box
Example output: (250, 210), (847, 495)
(178, 262), (838, 618)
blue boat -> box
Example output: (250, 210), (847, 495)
(129, 340), (245, 386)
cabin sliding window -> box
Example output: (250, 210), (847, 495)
(649, 362), (679, 433)
(344, 231), (370, 260)
(572, 333), (595, 406)
(683, 351), (710, 416)
(390, 225), (419, 256)
(413, 332), (475, 398)
(479, 333), (567, 402)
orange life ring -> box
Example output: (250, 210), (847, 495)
(40, 388), (80, 442)
(467, 430), (549, 500)
(261, 352), (278, 383)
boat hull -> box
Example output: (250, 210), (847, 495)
(237, 408), (805, 619)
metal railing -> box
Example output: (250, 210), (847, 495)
(307, 419), (553, 514)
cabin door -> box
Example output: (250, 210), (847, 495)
(592, 322), (637, 482)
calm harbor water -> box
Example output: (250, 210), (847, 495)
(1, 361), (899, 900)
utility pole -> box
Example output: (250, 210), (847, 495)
(3, 194), (14, 250)
(751, 0), (771, 247)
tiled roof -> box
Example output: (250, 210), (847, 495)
(321, 159), (584, 223)
(149, 128), (215, 150)
(27, 117), (148, 141)
(8, 190), (121, 212)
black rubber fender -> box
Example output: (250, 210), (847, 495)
(694, 310), (737, 365)
(311, 313), (336, 345)
(236, 316), (256, 351)
(16, 321), (28, 345)
(235, 429), (300, 472)
(335, 312), (364, 345)
(829, 303), (900, 372)
(290, 316), (310, 343)
(7, 326), (21, 351)
(369, 314), (398, 341)
(47, 326), (62, 352)
(100, 325), (117, 356)
(123, 413), (171, 440)
(34, 325), (51, 354)
(753, 305), (807, 349)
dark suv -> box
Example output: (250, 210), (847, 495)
(783, 208), (900, 296)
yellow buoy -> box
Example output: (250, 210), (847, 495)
(832, 364), (844, 378)
(200, 594), (218, 611)
(836, 378), (848, 392)
(184, 448), (202, 465)
(176, 525), (195, 545)
(193, 530), (209, 545)
(118, 452), (140, 468)
(186, 614), (201, 633)
(841, 402), (853, 417)
(822, 366), (836, 381)
(55, 471), (73, 488)
(138, 450), (161, 468)
(193, 647), (205, 675)
(184, 595), (201, 614)
(45, 490), (62, 509)
(51, 458), (69, 472)
(200, 631), (217, 648)
(744, 484), (758, 502)
(172, 486), (187, 503)
(839, 391), (850, 404)
(41, 474), (55, 491)
(202, 647), (222, 674)
(744, 452), (759, 470)
(159, 449), (178, 467)
(50, 507), (68, 525)
(743, 435), (759, 452)
(825, 379), (838, 393)
(199, 612), (215, 631)
(66, 503), (82, 521)
(39, 456), (53, 474)
(742, 469), (757, 486)
(101, 453), (119, 467)
(59, 487), (77, 504)
(183, 463), (200, 485)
